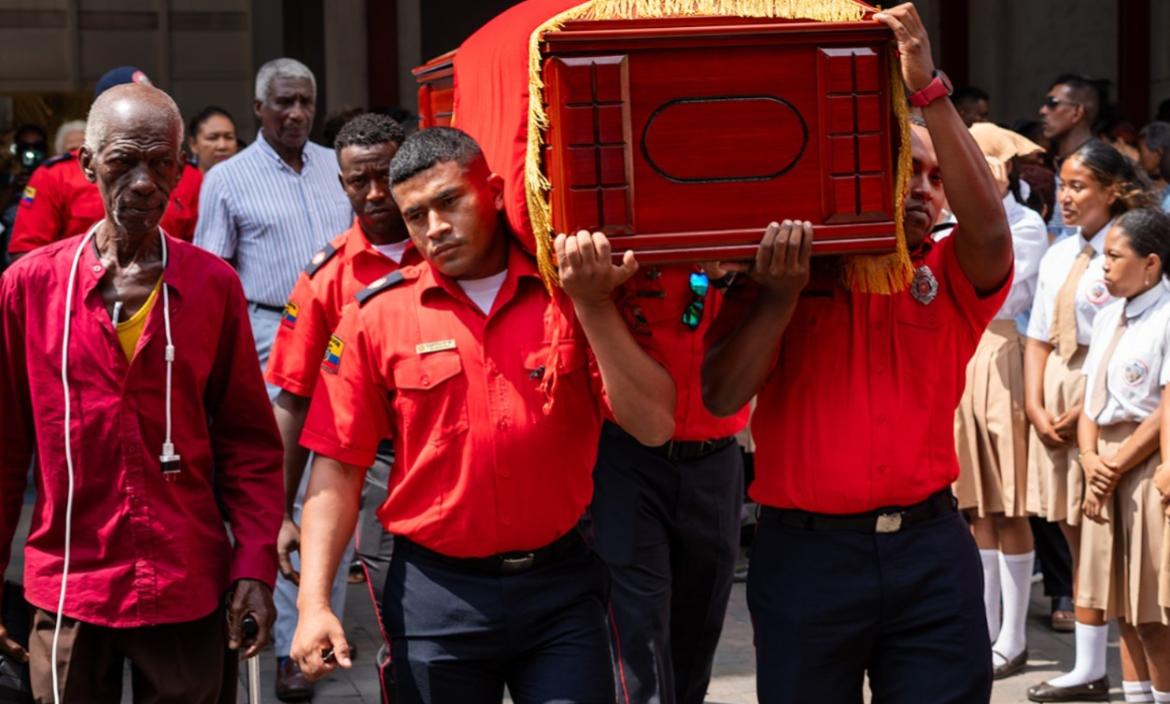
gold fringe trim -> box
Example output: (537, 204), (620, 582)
(579, 0), (866, 21)
(525, 0), (911, 292)
(526, 2), (597, 291)
(841, 46), (913, 295)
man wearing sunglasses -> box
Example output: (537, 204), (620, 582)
(1040, 74), (1100, 164)
(590, 260), (750, 704)
(1040, 74), (1102, 237)
(701, 4), (1013, 702)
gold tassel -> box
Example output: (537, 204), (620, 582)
(842, 46), (913, 295)
(579, 0), (866, 21)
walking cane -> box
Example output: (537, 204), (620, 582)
(242, 615), (262, 704)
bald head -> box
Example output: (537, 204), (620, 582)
(84, 83), (183, 156)
(79, 83), (185, 235)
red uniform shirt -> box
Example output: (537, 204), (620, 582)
(301, 245), (602, 557)
(265, 219), (419, 397)
(9, 151), (202, 254)
(713, 233), (1009, 514)
(615, 264), (749, 440)
(0, 234), (283, 628)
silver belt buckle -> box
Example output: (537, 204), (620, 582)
(501, 553), (536, 572)
(875, 512), (903, 533)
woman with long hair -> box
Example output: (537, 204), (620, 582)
(1025, 140), (1156, 701)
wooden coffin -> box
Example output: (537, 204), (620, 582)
(415, 16), (902, 263)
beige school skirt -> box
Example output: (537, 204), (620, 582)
(1076, 422), (1169, 625)
(955, 320), (1029, 517)
(1026, 345), (1087, 526)
(1162, 518), (1170, 615)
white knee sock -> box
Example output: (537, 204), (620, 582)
(979, 549), (1001, 641)
(992, 551), (1033, 662)
(1047, 623), (1109, 687)
(1151, 688), (1170, 703)
(1123, 681), (1154, 702)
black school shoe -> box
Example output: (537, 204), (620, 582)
(1026, 676), (1110, 702)
(992, 649), (1028, 679)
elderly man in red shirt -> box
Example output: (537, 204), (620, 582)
(0, 83), (282, 702)
(702, 5), (1013, 703)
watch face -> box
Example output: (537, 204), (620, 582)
(936, 70), (953, 95)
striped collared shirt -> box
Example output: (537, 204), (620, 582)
(194, 135), (352, 307)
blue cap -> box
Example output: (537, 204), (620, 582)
(95, 66), (153, 98)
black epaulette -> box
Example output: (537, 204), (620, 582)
(355, 270), (406, 306)
(40, 153), (75, 169)
(303, 243), (339, 278)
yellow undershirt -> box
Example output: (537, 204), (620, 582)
(115, 278), (162, 362)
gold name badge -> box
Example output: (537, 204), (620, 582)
(416, 339), (457, 355)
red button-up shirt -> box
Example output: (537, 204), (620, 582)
(713, 233), (1009, 514)
(9, 152), (202, 254)
(0, 234), (283, 628)
(301, 245), (602, 557)
(615, 265), (749, 440)
(265, 220), (418, 397)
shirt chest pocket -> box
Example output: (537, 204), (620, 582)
(521, 341), (593, 423)
(392, 352), (470, 446)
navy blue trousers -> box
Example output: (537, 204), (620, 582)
(748, 506), (992, 704)
(381, 538), (614, 704)
(590, 422), (743, 704)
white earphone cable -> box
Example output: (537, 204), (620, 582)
(160, 235), (176, 461)
(54, 226), (175, 703)
(53, 223), (98, 704)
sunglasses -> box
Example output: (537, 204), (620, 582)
(681, 271), (710, 330)
(1042, 96), (1080, 110)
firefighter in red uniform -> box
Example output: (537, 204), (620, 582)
(592, 263), (750, 704)
(289, 126), (677, 703)
(263, 112), (416, 701)
(7, 66), (202, 260)
(701, 6), (1014, 703)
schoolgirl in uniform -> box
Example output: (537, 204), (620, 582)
(1025, 141), (1156, 701)
(954, 123), (1049, 679)
(1077, 208), (1170, 704)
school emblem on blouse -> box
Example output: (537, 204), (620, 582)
(1086, 279), (1110, 305)
(910, 265), (938, 306)
(1122, 358), (1149, 386)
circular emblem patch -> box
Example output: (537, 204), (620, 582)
(1122, 358), (1149, 386)
(910, 265), (938, 306)
(1086, 279), (1110, 305)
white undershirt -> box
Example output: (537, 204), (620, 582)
(457, 270), (508, 314)
(373, 240), (409, 264)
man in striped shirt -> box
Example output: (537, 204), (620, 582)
(193, 57), (352, 702)
(195, 57), (352, 400)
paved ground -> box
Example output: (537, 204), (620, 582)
(6, 495), (1127, 703)
(229, 550), (1123, 704)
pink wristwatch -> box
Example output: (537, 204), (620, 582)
(908, 70), (953, 108)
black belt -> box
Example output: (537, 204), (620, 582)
(759, 490), (957, 534)
(247, 301), (285, 314)
(394, 530), (585, 575)
(648, 435), (736, 462)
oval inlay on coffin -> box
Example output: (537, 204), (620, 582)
(640, 95), (809, 184)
